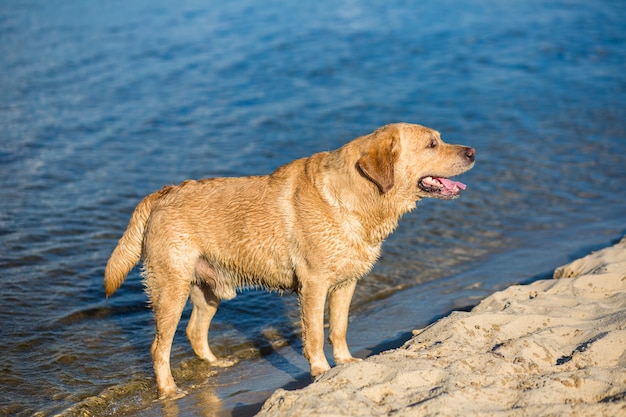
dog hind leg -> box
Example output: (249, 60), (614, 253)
(186, 283), (236, 367)
(147, 266), (190, 399)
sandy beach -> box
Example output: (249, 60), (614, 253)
(258, 236), (626, 416)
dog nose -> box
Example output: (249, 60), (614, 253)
(464, 147), (476, 163)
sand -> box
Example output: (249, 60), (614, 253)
(258, 236), (626, 416)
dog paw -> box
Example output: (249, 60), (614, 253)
(310, 362), (332, 378)
(210, 357), (238, 368)
(158, 387), (188, 401)
(336, 357), (363, 365)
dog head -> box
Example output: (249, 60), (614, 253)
(357, 123), (475, 200)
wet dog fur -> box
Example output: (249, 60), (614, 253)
(104, 122), (476, 399)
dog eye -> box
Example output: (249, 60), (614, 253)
(427, 139), (437, 148)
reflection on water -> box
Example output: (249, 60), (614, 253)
(1, 0), (625, 416)
(160, 389), (222, 417)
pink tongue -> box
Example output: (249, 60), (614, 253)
(438, 178), (466, 191)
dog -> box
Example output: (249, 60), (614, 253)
(104, 122), (475, 399)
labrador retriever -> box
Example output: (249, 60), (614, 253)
(104, 122), (475, 399)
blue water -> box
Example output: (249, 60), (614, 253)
(1, 0), (625, 415)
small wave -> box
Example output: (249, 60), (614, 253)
(56, 304), (147, 326)
(51, 378), (156, 417)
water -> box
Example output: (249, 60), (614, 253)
(1, 0), (625, 415)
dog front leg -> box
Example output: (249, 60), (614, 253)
(328, 279), (361, 365)
(298, 281), (331, 377)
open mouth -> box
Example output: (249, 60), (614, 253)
(418, 176), (467, 199)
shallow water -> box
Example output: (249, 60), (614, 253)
(1, 0), (625, 416)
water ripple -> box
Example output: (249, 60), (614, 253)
(1, 0), (625, 416)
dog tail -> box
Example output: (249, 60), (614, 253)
(104, 188), (166, 297)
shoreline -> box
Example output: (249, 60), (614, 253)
(258, 236), (626, 416)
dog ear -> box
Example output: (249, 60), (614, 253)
(357, 128), (400, 194)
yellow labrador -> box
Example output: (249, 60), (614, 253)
(104, 123), (475, 399)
